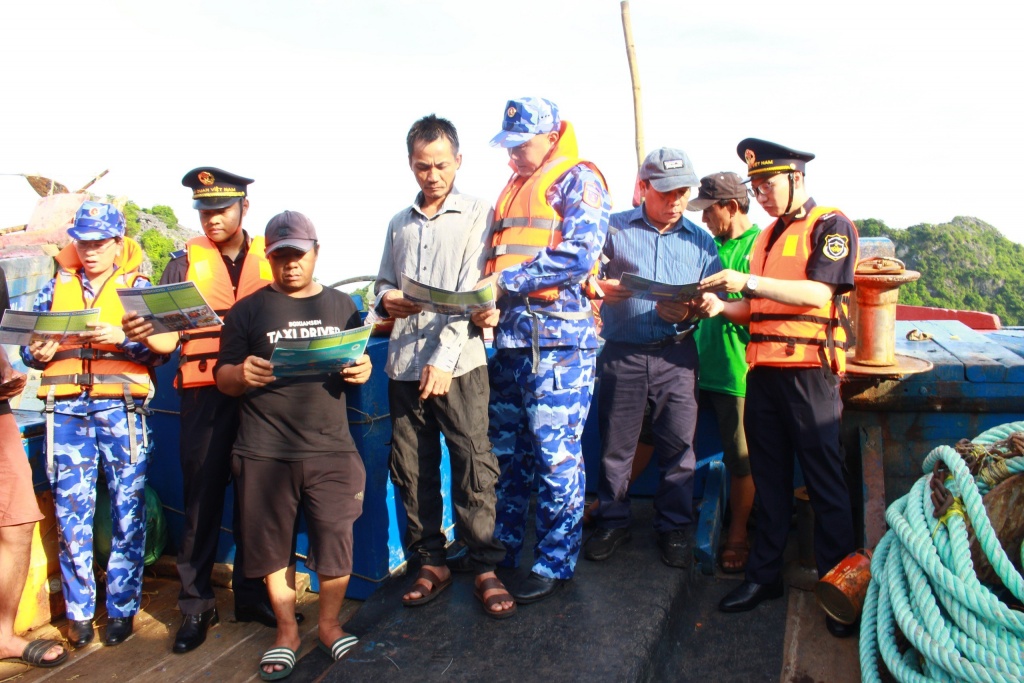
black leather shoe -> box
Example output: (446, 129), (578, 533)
(68, 619), (94, 648)
(584, 527), (632, 561)
(173, 608), (219, 654)
(511, 572), (565, 605)
(234, 602), (304, 628)
(718, 577), (785, 613)
(658, 529), (694, 568)
(103, 617), (133, 646)
(825, 615), (859, 638)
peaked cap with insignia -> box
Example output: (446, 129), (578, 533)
(736, 138), (814, 178)
(181, 167), (254, 209)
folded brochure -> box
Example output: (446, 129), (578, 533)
(400, 274), (495, 315)
(116, 281), (223, 334)
(270, 324), (372, 377)
(619, 273), (700, 302)
(0, 308), (101, 346)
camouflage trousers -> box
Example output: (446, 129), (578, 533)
(489, 347), (596, 579)
(51, 405), (151, 620)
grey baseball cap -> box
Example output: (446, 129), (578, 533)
(639, 147), (700, 192)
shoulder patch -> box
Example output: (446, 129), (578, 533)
(582, 181), (602, 209)
(823, 234), (850, 261)
(169, 249), (186, 260)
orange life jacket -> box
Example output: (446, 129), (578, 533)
(486, 121), (606, 301)
(746, 206), (857, 374)
(39, 238), (153, 399)
(178, 235), (272, 388)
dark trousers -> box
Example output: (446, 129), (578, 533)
(593, 339), (699, 532)
(744, 366), (855, 584)
(176, 386), (268, 614)
(388, 366), (505, 573)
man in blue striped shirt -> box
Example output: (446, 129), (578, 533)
(585, 148), (722, 567)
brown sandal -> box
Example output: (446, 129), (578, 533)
(402, 566), (452, 607)
(720, 541), (750, 574)
(474, 576), (517, 620)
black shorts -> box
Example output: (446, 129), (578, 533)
(232, 451), (365, 577)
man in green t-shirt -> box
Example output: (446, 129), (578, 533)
(688, 172), (760, 573)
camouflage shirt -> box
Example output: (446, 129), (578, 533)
(494, 164), (611, 350)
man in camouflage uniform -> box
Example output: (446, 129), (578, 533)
(473, 97), (611, 604)
(22, 202), (169, 648)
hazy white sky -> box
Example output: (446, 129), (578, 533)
(2, 0), (1020, 285)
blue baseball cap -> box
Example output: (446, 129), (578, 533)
(67, 201), (126, 240)
(489, 97), (560, 148)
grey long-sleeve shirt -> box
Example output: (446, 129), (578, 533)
(374, 190), (493, 381)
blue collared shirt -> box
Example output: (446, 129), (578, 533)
(600, 206), (722, 344)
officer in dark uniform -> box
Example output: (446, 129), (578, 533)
(699, 139), (858, 639)
(124, 168), (297, 653)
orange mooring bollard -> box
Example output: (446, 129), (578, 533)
(814, 549), (873, 624)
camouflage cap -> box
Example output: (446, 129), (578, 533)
(67, 201), (126, 241)
(489, 97), (560, 148)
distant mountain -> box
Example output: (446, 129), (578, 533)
(856, 217), (1024, 327)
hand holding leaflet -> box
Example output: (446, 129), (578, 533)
(269, 324), (373, 377)
(400, 274), (496, 315)
(619, 273), (700, 302)
(0, 309), (101, 346)
(116, 282), (223, 333)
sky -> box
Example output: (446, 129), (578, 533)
(1, 0), (1021, 287)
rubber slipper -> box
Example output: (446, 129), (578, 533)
(402, 566), (452, 607)
(720, 541), (750, 574)
(259, 646), (297, 681)
(2, 639), (68, 668)
(318, 634), (358, 661)
(475, 576), (517, 620)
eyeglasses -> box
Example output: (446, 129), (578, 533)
(750, 178), (779, 197)
(74, 239), (116, 253)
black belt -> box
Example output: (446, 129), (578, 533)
(618, 327), (696, 350)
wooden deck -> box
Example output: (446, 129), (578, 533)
(0, 562), (356, 683)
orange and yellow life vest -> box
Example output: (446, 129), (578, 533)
(486, 121), (606, 301)
(178, 235), (272, 388)
(39, 238), (153, 399)
(746, 206), (857, 374)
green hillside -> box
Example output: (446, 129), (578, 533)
(856, 216), (1024, 326)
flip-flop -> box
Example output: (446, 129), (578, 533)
(474, 576), (517, 620)
(318, 634), (358, 661)
(402, 566), (452, 607)
(2, 639), (68, 668)
(720, 541), (750, 574)
(259, 646), (297, 681)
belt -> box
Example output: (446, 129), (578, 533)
(619, 326), (697, 350)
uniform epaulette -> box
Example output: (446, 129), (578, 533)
(169, 249), (186, 260)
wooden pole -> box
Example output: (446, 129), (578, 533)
(620, 1), (644, 170)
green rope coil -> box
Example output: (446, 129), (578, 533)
(860, 420), (1024, 683)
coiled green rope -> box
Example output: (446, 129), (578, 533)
(860, 421), (1024, 683)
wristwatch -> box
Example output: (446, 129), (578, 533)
(743, 275), (759, 296)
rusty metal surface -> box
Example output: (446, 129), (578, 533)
(968, 473), (1024, 586)
(859, 426), (888, 548)
(814, 550), (873, 624)
(846, 353), (933, 377)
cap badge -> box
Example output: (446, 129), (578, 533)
(744, 149), (756, 167)
(507, 106), (517, 118)
(823, 234), (850, 261)
(198, 171), (215, 186)
(664, 159), (684, 170)
(88, 206), (100, 217)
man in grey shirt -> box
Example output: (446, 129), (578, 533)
(374, 114), (515, 619)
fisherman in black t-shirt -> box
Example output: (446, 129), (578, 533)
(215, 211), (372, 678)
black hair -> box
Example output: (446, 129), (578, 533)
(406, 114), (460, 156)
(718, 196), (750, 214)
